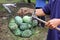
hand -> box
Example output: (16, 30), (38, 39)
(35, 9), (46, 16)
(17, 7), (34, 15)
(45, 19), (60, 29)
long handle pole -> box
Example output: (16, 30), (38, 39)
(33, 16), (60, 31)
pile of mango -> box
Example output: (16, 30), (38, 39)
(9, 16), (38, 38)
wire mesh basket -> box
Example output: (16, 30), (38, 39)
(7, 3), (35, 23)
(7, 3), (38, 38)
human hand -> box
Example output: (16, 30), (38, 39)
(45, 19), (60, 29)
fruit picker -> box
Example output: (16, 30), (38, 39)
(17, 0), (60, 40)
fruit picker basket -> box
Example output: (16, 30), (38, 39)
(5, 3), (39, 38)
(4, 3), (60, 38)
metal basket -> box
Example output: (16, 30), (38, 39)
(3, 3), (34, 22)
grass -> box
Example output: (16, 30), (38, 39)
(25, 0), (36, 3)
(0, 0), (35, 3)
(0, 5), (5, 11)
(0, 0), (20, 3)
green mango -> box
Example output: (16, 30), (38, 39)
(32, 20), (38, 27)
(23, 16), (32, 23)
(9, 23), (18, 30)
(15, 16), (23, 25)
(20, 23), (32, 30)
(27, 24), (32, 28)
(22, 29), (32, 38)
(13, 28), (22, 36)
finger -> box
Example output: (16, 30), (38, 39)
(51, 25), (56, 29)
(48, 21), (57, 29)
(48, 22), (56, 29)
(45, 22), (50, 27)
(45, 22), (50, 28)
(49, 25), (54, 29)
(45, 22), (53, 29)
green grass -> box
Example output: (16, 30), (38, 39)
(0, 0), (36, 3)
(25, 0), (36, 3)
(31, 0), (36, 3)
(0, 0), (20, 3)
(0, 5), (5, 11)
